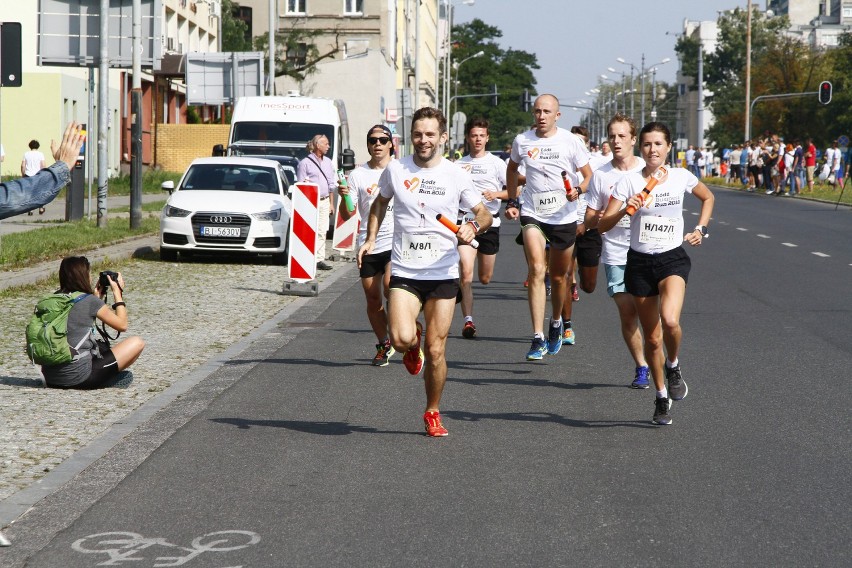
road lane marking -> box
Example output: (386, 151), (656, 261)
(736, 227), (748, 231)
(812, 252), (830, 258)
(782, 243), (797, 247)
(757, 234), (771, 238)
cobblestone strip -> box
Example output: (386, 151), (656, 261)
(0, 253), (352, 503)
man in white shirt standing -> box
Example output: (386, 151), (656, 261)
(358, 107), (492, 437)
(505, 94), (592, 361)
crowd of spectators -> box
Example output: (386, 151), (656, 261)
(713, 136), (847, 196)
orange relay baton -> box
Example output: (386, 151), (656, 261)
(626, 166), (668, 216)
(436, 214), (480, 249)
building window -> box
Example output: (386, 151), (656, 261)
(287, 42), (308, 68)
(287, 0), (306, 15)
(844, 7), (852, 17)
(344, 0), (364, 15)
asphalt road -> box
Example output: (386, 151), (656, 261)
(2, 187), (850, 567)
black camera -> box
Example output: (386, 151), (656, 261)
(98, 270), (119, 290)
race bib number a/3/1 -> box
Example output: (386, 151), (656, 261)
(638, 216), (680, 246)
(401, 233), (441, 265)
(532, 192), (567, 216)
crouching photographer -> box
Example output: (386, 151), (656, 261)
(36, 256), (145, 389)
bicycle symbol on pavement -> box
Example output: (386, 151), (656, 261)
(71, 530), (261, 566)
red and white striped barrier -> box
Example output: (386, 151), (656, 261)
(332, 198), (359, 254)
(288, 182), (320, 282)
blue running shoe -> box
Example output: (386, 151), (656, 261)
(547, 320), (563, 355)
(526, 337), (547, 360)
(631, 366), (650, 389)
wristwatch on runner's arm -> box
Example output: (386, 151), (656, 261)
(695, 225), (709, 238)
(467, 220), (481, 234)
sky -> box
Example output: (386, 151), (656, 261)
(455, 0), (765, 125)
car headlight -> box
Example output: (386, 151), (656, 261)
(164, 205), (191, 217)
(252, 208), (282, 221)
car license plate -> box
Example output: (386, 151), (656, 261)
(200, 226), (241, 237)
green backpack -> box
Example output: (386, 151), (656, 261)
(25, 292), (91, 366)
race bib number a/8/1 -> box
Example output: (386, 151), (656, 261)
(401, 233), (441, 265)
(638, 216), (680, 246)
(533, 192), (567, 216)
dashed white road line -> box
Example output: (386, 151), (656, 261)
(736, 227), (748, 231)
(812, 252), (830, 258)
(782, 243), (798, 247)
(757, 234), (771, 239)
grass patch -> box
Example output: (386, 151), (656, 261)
(0, 216), (160, 269)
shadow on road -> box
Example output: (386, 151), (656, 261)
(209, 417), (419, 436)
(443, 410), (654, 429)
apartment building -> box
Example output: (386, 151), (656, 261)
(0, 1), (219, 178)
(234, 0), (440, 162)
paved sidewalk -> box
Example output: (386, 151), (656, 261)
(0, 215), (352, 523)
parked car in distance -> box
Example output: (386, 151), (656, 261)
(160, 157), (292, 264)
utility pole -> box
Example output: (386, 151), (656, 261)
(268, 0), (276, 95)
(697, 39), (704, 148)
(744, 0), (752, 143)
(97, 0), (109, 228)
(130, 0), (142, 229)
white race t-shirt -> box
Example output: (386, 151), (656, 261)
(588, 152), (613, 172)
(457, 152), (507, 228)
(612, 167), (698, 255)
(510, 128), (589, 224)
(586, 157), (646, 265)
(379, 156), (481, 280)
(22, 150), (46, 177)
(347, 163), (394, 252)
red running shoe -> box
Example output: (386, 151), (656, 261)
(462, 320), (477, 339)
(423, 411), (448, 437)
(403, 321), (424, 375)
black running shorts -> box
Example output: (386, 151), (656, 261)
(460, 226), (500, 255)
(389, 276), (461, 304)
(625, 246), (691, 297)
(519, 216), (577, 250)
(575, 228), (602, 267)
(359, 250), (391, 278)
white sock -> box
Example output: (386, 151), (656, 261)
(464, 316), (473, 323)
(667, 358), (679, 369)
(551, 318), (562, 328)
(534, 332), (545, 340)
(657, 388), (668, 399)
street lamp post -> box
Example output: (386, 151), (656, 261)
(642, 58), (670, 124)
(616, 57), (636, 117)
(442, 0), (476, 117)
(449, 50), (484, 146)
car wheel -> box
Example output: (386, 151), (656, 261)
(160, 247), (178, 262)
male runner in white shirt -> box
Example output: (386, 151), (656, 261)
(583, 113), (650, 389)
(358, 108), (491, 437)
(456, 117), (507, 339)
(505, 94), (592, 361)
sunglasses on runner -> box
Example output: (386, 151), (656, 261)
(368, 136), (391, 145)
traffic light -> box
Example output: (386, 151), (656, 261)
(818, 81), (832, 105)
(0, 22), (23, 87)
(520, 89), (532, 112)
(491, 84), (499, 107)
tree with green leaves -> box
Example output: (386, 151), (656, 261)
(675, 8), (845, 149)
(446, 19), (539, 149)
(220, 0), (252, 52)
(253, 27), (342, 84)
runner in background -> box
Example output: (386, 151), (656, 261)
(358, 107), (491, 437)
(456, 118), (508, 339)
(339, 125), (396, 366)
(599, 121), (714, 425)
(583, 113), (650, 389)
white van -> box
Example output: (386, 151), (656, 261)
(219, 92), (355, 171)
